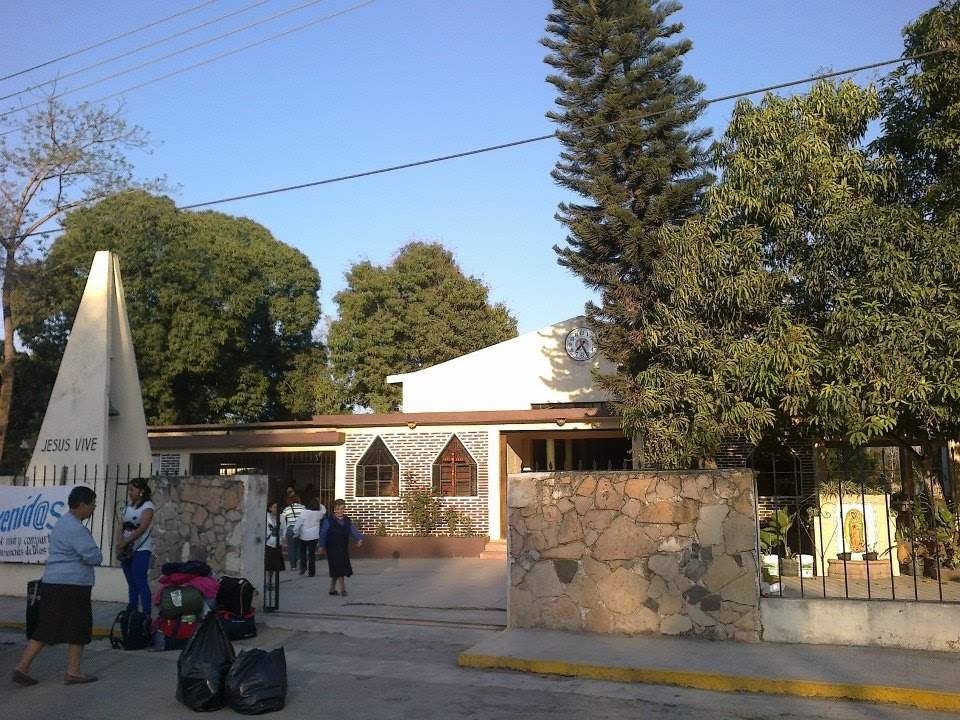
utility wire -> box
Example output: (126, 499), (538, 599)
(181, 49), (948, 209)
(3, 48), (948, 243)
(0, 0), (221, 84)
(0, 0), (271, 103)
(0, 0), (335, 120)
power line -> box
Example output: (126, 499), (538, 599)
(0, 0), (271, 104)
(0, 0), (336, 120)
(3, 49), (948, 243)
(0, 0), (222, 84)
(180, 49), (948, 209)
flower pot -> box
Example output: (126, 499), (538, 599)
(837, 552), (852, 561)
(761, 554), (780, 577)
(780, 557), (800, 577)
(901, 557), (922, 576)
(864, 551), (878, 561)
(923, 557), (942, 580)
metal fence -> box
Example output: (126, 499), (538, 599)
(15, 463), (157, 567)
(754, 445), (960, 603)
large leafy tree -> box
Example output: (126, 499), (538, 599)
(0, 98), (153, 463)
(630, 80), (960, 467)
(543, 0), (712, 431)
(17, 191), (323, 428)
(328, 242), (517, 413)
(873, 0), (960, 219)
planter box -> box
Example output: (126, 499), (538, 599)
(351, 535), (489, 559)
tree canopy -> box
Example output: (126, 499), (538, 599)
(542, 0), (712, 432)
(626, 80), (960, 467)
(873, 0), (960, 219)
(328, 242), (517, 413)
(544, 1), (960, 467)
(0, 97), (153, 463)
(17, 191), (324, 427)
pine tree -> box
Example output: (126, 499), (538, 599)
(542, 0), (712, 460)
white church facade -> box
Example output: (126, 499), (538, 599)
(148, 316), (631, 539)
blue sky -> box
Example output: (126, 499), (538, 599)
(0, 0), (933, 334)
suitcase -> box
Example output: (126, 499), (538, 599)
(25, 580), (41, 640)
(151, 616), (197, 651)
(217, 610), (257, 641)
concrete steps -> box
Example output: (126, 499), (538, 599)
(479, 539), (507, 560)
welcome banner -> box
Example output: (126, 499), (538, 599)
(0, 486), (74, 563)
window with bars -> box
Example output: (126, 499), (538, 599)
(356, 437), (399, 497)
(432, 436), (477, 497)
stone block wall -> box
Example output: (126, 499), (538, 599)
(149, 474), (268, 585)
(345, 431), (489, 536)
(508, 470), (760, 641)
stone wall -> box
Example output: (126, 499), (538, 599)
(149, 474), (268, 585)
(508, 470), (759, 641)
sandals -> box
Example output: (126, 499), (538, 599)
(328, 590), (339, 596)
(12, 670), (37, 687)
(340, 590), (348, 597)
(64, 674), (98, 685)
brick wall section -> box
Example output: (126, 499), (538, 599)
(345, 431), (489, 536)
(508, 470), (759, 641)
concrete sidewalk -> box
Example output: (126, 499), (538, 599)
(459, 628), (960, 714)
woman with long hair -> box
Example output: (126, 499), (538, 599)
(265, 500), (285, 590)
(116, 478), (155, 617)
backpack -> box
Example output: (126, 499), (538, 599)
(110, 609), (152, 650)
(217, 577), (254, 617)
(160, 585), (205, 619)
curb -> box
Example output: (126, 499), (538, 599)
(0, 621), (112, 639)
(458, 652), (960, 714)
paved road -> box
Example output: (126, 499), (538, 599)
(0, 621), (953, 720)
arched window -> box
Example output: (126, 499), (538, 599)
(356, 437), (399, 497)
(432, 436), (477, 497)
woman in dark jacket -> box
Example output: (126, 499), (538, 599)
(318, 499), (363, 596)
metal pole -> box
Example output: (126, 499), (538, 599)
(838, 454), (849, 599)
(859, 458), (872, 600)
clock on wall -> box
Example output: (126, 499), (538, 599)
(565, 327), (597, 361)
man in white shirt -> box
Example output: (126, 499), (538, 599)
(281, 495), (306, 571)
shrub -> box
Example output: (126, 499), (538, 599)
(400, 489), (443, 536)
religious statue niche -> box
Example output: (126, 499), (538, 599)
(844, 508), (867, 553)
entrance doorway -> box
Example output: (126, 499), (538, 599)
(498, 430), (631, 538)
(191, 451), (335, 508)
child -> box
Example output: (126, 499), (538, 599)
(318, 499), (363, 596)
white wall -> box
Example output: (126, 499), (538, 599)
(391, 317), (615, 412)
(761, 597), (960, 652)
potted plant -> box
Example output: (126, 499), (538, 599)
(759, 509), (799, 576)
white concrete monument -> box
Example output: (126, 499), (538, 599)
(27, 250), (152, 482)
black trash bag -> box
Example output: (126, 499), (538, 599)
(225, 648), (288, 715)
(176, 612), (236, 711)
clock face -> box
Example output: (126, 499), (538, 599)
(565, 327), (597, 361)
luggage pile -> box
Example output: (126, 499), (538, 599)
(152, 561), (219, 650)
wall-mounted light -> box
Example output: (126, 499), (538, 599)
(407, 421), (417, 430)
(555, 418), (565, 427)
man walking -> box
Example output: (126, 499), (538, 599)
(281, 492), (306, 572)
